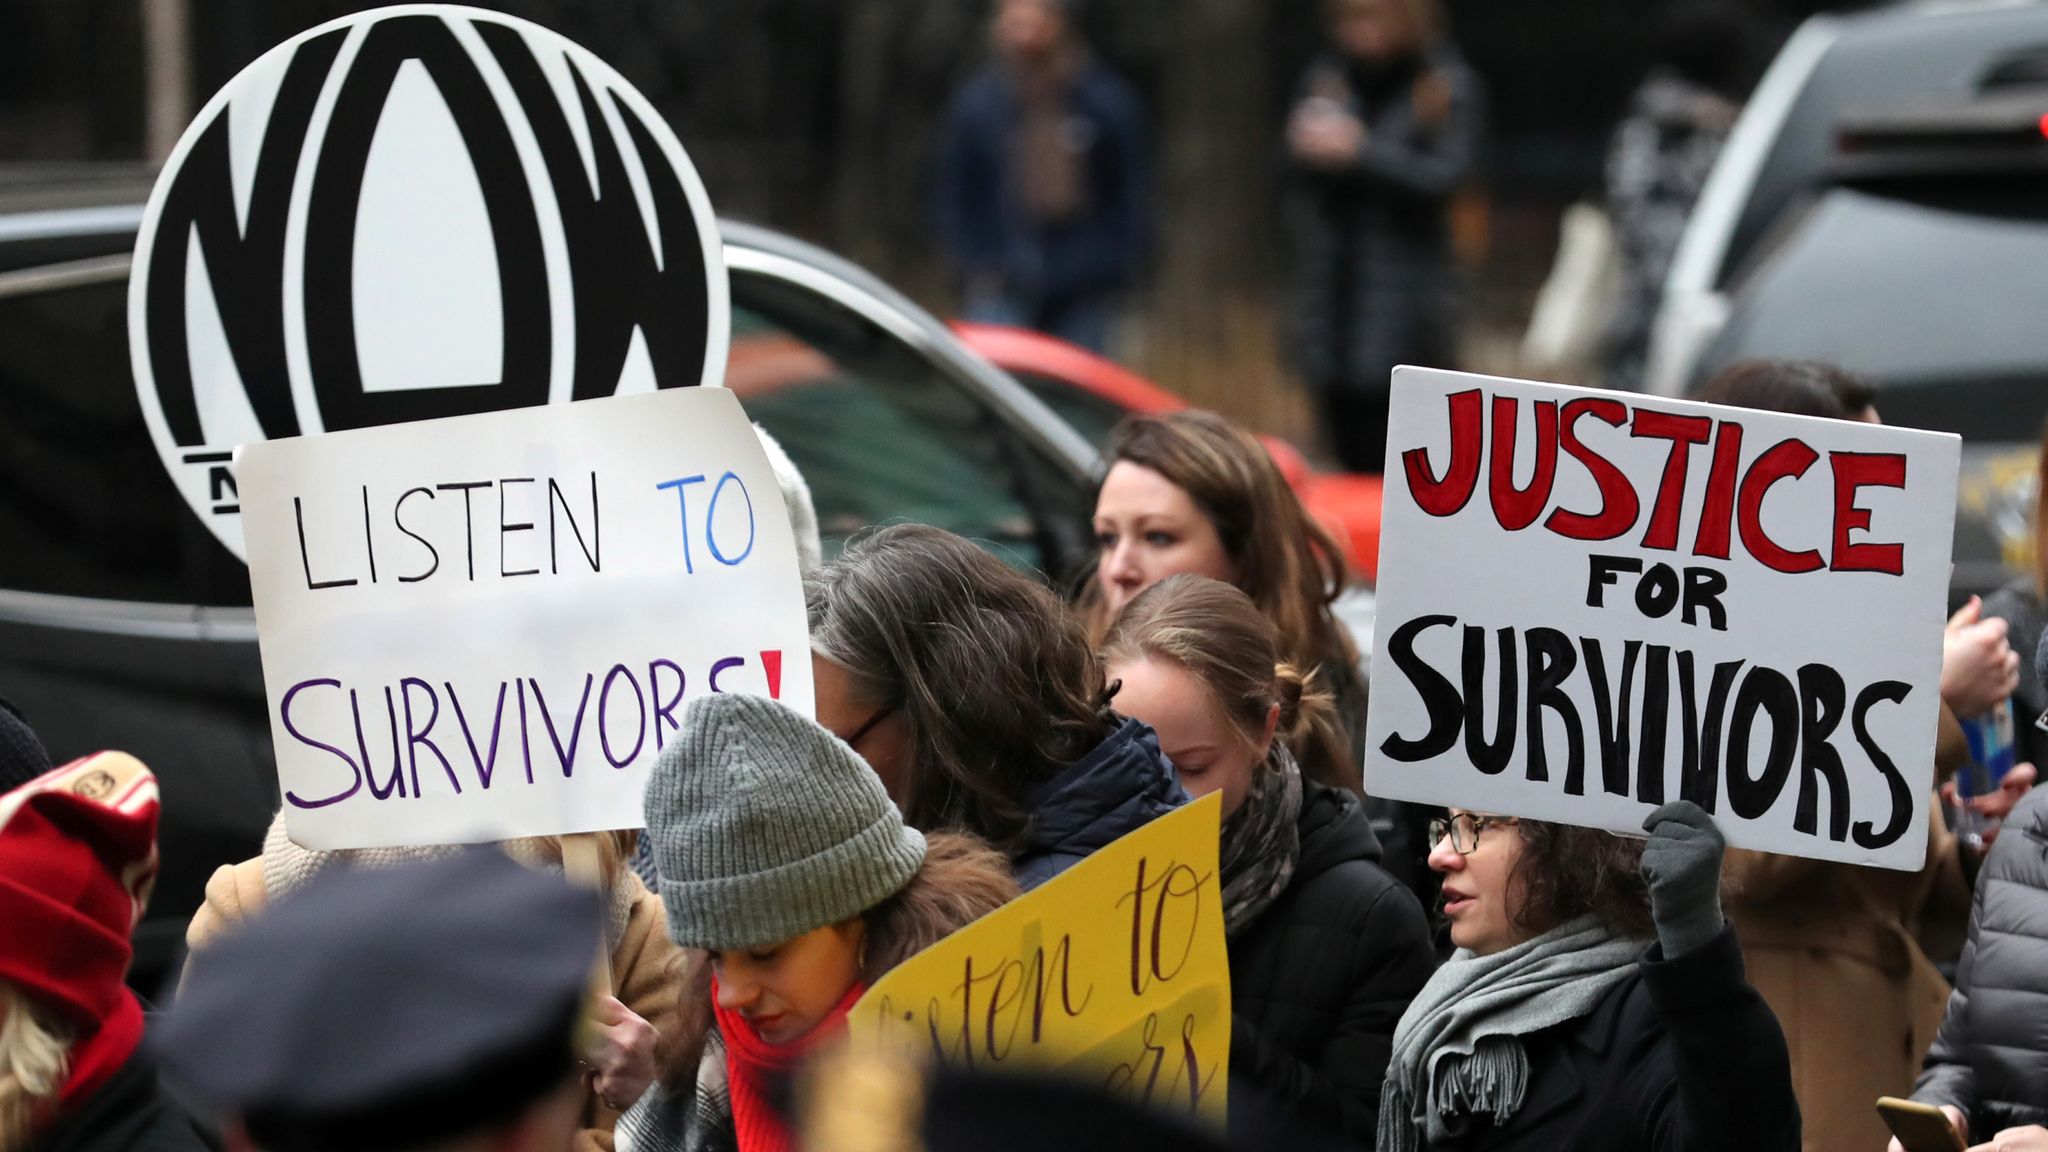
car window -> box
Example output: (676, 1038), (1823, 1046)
(0, 273), (253, 605)
(1702, 182), (2048, 441)
(1008, 368), (1131, 450)
(726, 271), (1050, 572)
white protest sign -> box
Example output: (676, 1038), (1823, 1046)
(130, 5), (728, 561)
(1365, 367), (1959, 869)
(238, 387), (810, 850)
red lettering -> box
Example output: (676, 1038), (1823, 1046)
(1403, 389), (1483, 517)
(1630, 409), (1713, 551)
(1693, 421), (1743, 560)
(1737, 438), (1824, 574)
(1544, 398), (1637, 541)
(1489, 397), (1558, 531)
(1830, 452), (1907, 575)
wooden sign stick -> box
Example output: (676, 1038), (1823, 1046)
(561, 832), (615, 996)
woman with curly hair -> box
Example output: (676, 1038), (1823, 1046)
(1378, 803), (1799, 1151)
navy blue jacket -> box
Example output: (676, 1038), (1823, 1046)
(937, 61), (1149, 302)
(1013, 717), (1186, 890)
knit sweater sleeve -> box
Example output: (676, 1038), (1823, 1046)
(184, 857), (267, 953)
(1640, 925), (1801, 1152)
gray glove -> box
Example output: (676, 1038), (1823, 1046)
(1639, 800), (1726, 959)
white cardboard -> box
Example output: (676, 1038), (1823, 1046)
(239, 387), (811, 850)
(1365, 367), (1959, 869)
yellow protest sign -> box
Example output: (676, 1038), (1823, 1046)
(847, 793), (1230, 1126)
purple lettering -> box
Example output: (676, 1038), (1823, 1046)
(446, 680), (510, 789)
(649, 659), (685, 749)
(401, 677), (460, 795)
(528, 674), (596, 777)
(280, 679), (363, 809)
(599, 664), (646, 769)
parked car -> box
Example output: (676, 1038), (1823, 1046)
(0, 168), (1106, 988)
(955, 321), (1387, 581)
(1646, 0), (2048, 398)
(1688, 87), (2048, 600)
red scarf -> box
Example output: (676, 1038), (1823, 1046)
(711, 978), (866, 1152)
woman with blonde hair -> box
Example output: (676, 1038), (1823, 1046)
(1101, 575), (1432, 1145)
(2, 751), (210, 1151)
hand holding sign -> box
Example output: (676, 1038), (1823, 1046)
(1366, 367), (1959, 869)
(847, 794), (1231, 1126)
(238, 387), (811, 850)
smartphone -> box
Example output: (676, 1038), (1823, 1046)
(1877, 1097), (1965, 1152)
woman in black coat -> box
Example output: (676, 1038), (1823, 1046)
(1285, 0), (1483, 474)
(1380, 801), (1800, 1152)
(1103, 576), (1435, 1146)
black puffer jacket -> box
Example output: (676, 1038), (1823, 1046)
(1012, 718), (1187, 890)
(1228, 783), (1435, 1146)
(1914, 785), (2048, 1140)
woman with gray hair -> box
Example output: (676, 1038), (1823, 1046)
(806, 523), (1184, 888)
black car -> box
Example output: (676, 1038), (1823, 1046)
(0, 166), (1102, 989)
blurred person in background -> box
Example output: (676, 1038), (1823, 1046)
(806, 524), (1183, 891)
(1380, 802), (1798, 1150)
(937, 0), (1148, 354)
(1694, 359), (2023, 1152)
(1285, 0), (1483, 474)
(619, 694), (1016, 1152)
(1602, 2), (1747, 393)
(183, 821), (674, 1149)
(159, 851), (596, 1152)
(1974, 414), (2048, 776)
(1101, 575), (1433, 1145)
(1, 750), (209, 1152)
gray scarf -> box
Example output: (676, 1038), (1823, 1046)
(1376, 916), (1645, 1152)
(1218, 746), (1303, 937)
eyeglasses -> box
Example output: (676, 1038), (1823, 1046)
(1428, 812), (1518, 856)
(837, 705), (895, 748)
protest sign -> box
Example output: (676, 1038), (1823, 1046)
(236, 387), (809, 851)
(130, 5), (727, 562)
(847, 794), (1230, 1126)
(1365, 367), (1959, 869)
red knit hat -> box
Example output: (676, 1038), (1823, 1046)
(0, 751), (160, 1113)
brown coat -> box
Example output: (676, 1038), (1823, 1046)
(185, 854), (679, 1152)
(1723, 789), (1971, 1152)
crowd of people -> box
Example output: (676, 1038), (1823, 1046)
(4, 351), (2045, 1152)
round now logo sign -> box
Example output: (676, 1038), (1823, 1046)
(129, 4), (729, 561)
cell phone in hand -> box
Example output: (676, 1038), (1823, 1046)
(1877, 1097), (1965, 1152)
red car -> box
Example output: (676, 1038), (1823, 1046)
(955, 323), (1386, 582)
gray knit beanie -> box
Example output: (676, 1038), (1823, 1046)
(645, 693), (926, 952)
